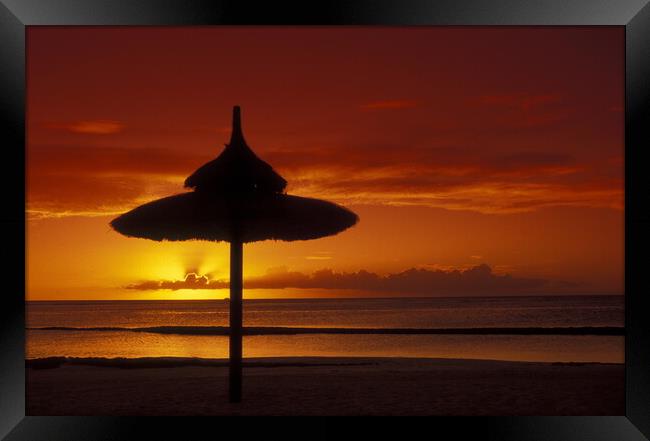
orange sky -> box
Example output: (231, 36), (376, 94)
(26, 26), (624, 300)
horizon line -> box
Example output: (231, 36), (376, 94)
(25, 293), (625, 302)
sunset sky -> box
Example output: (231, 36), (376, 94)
(26, 27), (624, 300)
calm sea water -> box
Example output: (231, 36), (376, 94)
(26, 296), (624, 363)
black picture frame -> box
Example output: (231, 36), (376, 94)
(1, 1), (649, 439)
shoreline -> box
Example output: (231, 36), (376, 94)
(27, 325), (625, 336)
(25, 355), (625, 370)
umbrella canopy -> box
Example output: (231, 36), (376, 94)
(110, 192), (358, 243)
(110, 106), (358, 242)
(109, 105), (358, 404)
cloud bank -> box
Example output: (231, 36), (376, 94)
(126, 264), (576, 295)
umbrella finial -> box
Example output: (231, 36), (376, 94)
(230, 105), (245, 145)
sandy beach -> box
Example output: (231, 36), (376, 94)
(26, 357), (624, 415)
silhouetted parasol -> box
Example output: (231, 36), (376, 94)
(110, 106), (358, 403)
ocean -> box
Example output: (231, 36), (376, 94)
(26, 295), (624, 363)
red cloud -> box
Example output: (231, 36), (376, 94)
(26, 142), (622, 218)
(43, 120), (125, 135)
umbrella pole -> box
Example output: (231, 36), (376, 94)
(229, 239), (243, 403)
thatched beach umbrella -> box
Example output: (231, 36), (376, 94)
(110, 106), (358, 403)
